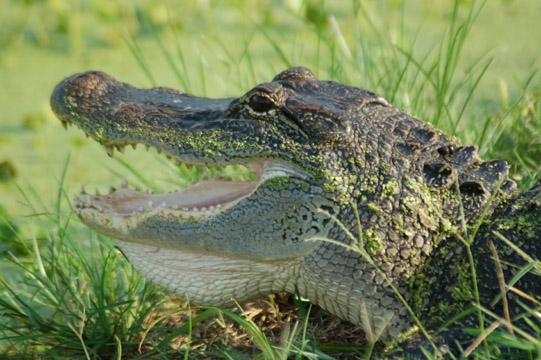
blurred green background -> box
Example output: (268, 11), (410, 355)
(0, 0), (540, 244)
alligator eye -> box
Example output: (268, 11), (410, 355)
(249, 95), (275, 112)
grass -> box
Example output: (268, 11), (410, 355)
(1, 0), (540, 358)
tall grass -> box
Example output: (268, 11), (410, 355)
(1, 0), (539, 358)
(0, 158), (167, 359)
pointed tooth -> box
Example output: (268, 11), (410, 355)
(117, 145), (125, 154)
(201, 172), (209, 180)
(80, 184), (86, 194)
(145, 144), (151, 151)
(61, 121), (68, 130)
(85, 133), (90, 138)
(135, 184), (141, 191)
(176, 159), (182, 166)
(106, 146), (114, 158)
(121, 177), (128, 188)
(109, 186), (116, 194)
(166, 154), (172, 160)
(131, 143), (137, 150)
(156, 148), (162, 155)
(213, 171), (222, 180)
(185, 164), (193, 170)
(95, 188), (101, 196)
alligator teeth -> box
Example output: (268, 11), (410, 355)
(106, 146), (115, 158)
(95, 188), (101, 196)
(145, 144), (151, 151)
(131, 143), (137, 150)
(116, 146), (126, 154)
(109, 186), (116, 194)
(61, 121), (68, 130)
(121, 176), (128, 188)
(213, 171), (221, 180)
(81, 184), (87, 194)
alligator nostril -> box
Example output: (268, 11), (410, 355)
(67, 71), (112, 97)
(51, 71), (114, 119)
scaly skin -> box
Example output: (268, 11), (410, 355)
(51, 67), (539, 356)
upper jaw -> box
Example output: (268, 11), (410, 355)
(50, 71), (298, 168)
(50, 71), (238, 161)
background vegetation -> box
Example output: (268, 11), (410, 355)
(0, 0), (539, 358)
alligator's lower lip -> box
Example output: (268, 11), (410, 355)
(73, 161), (265, 221)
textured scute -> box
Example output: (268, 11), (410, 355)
(422, 143), (517, 216)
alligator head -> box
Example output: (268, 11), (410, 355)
(51, 67), (522, 344)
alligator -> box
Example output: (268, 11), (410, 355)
(50, 67), (540, 357)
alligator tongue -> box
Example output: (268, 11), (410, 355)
(85, 180), (259, 215)
(74, 161), (265, 216)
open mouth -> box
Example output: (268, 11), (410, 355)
(70, 139), (309, 222)
(73, 156), (263, 220)
(51, 70), (311, 226)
